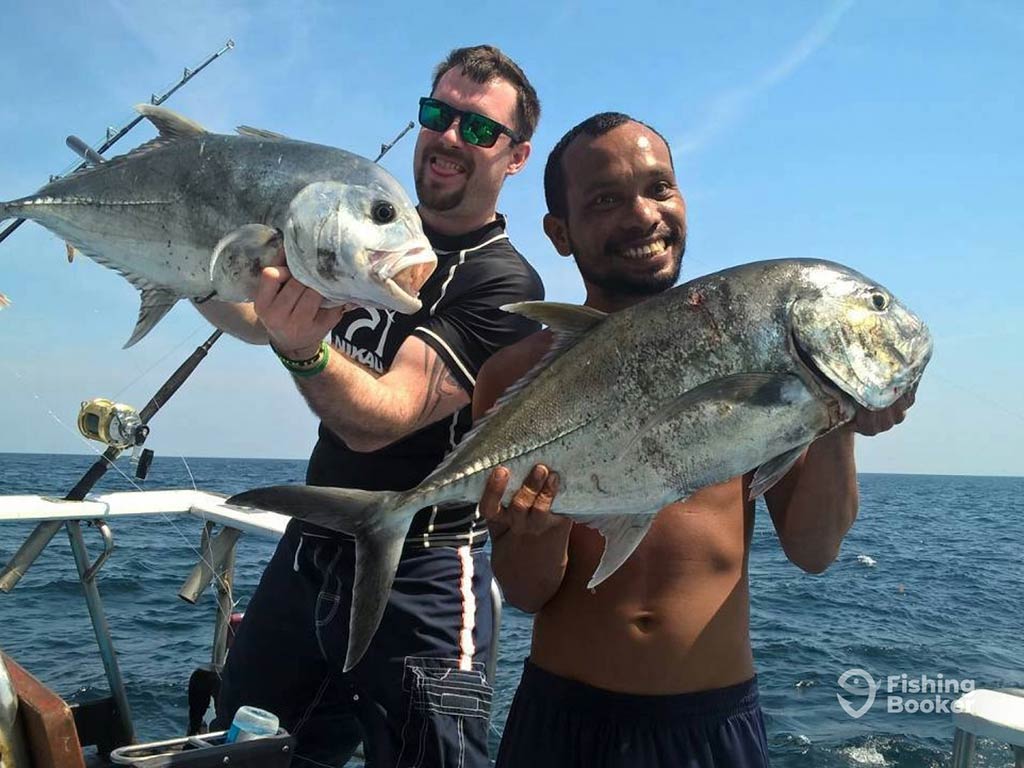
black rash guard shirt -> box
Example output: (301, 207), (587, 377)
(305, 214), (544, 544)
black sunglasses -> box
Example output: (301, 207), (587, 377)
(418, 97), (522, 148)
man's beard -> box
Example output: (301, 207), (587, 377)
(415, 172), (465, 212)
(571, 231), (686, 297)
(414, 152), (472, 213)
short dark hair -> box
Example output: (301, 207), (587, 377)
(431, 45), (540, 141)
(544, 112), (673, 219)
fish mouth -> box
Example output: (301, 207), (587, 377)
(789, 327), (859, 417)
(369, 246), (437, 310)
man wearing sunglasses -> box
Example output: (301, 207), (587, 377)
(198, 45), (542, 767)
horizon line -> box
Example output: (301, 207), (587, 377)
(0, 450), (1020, 482)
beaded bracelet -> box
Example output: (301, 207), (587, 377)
(274, 340), (330, 378)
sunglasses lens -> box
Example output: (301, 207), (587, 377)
(419, 100), (451, 132)
(461, 114), (499, 147)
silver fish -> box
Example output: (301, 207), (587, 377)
(229, 259), (933, 670)
(0, 106), (436, 346)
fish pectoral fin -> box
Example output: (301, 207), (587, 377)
(749, 444), (809, 500)
(236, 125), (290, 140)
(210, 224), (284, 301)
(227, 483), (416, 672)
(135, 104), (208, 138)
(616, 373), (803, 461)
(125, 287), (180, 348)
(576, 512), (657, 589)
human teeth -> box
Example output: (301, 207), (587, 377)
(433, 157), (464, 173)
(622, 239), (666, 259)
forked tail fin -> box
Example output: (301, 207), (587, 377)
(227, 484), (418, 671)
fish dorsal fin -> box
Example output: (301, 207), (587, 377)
(236, 125), (290, 140)
(422, 304), (608, 487)
(471, 301), (607, 424)
(575, 512), (657, 589)
(124, 285), (180, 348)
(135, 104), (208, 139)
(501, 301), (607, 346)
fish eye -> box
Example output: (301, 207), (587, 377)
(870, 291), (889, 311)
(371, 201), (396, 225)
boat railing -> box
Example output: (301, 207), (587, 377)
(0, 491), (503, 761)
(950, 687), (1024, 767)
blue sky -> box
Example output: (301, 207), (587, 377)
(0, 1), (1021, 476)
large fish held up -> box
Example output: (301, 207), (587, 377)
(229, 259), (933, 670)
(0, 106), (436, 346)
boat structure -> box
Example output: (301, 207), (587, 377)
(1, 40), (1022, 768)
(0, 445), (502, 767)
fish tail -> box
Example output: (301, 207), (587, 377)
(0, 202), (10, 224)
(227, 483), (421, 671)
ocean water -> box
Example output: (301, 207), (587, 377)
(1, 452), (1022, 767)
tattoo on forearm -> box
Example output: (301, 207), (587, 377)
(416, 351), (462, 426)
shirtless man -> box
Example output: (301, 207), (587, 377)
(472, 112), (916, 767)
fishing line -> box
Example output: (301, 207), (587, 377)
(923, 370), (1024, 424)
(175, 454), (238, 602)
(3, 363), (233, 592)
(110, 325), (207, 401)
(181, 455), (198, 492)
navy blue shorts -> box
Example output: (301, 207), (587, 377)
(495, 660), (770, 767)
(213, 520), (495, 767)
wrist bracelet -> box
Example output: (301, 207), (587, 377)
(274, 340), (330, 377)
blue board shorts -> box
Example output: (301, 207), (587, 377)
(213, 520), (495, 767)
(495, 659), (770, 767)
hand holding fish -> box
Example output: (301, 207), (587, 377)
(254, 266), (347, 359)
(480, 463), (572, 614)
(479, 464), (566, 541)
(852, 384), (918, 437)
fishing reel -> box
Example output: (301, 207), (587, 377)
(77, 398), (154, 478)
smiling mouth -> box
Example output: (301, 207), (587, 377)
(430, 155), (467, 176)
(617, 234), (676, 261)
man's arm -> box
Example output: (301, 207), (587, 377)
(765, 388), (917, 573)
(474, 334), (573, 613)
(247, 265), (469, 451)
(191, 299), (269, 345)
(293, 333), (469, 452)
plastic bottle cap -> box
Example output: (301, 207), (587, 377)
(225, 705), (279, 743)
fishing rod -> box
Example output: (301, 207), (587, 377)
(375, 120), (415, 163)
(0, 39), (235, 247)
(0, 330), (224, 593)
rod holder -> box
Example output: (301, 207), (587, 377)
(179, 524), (242, 604)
